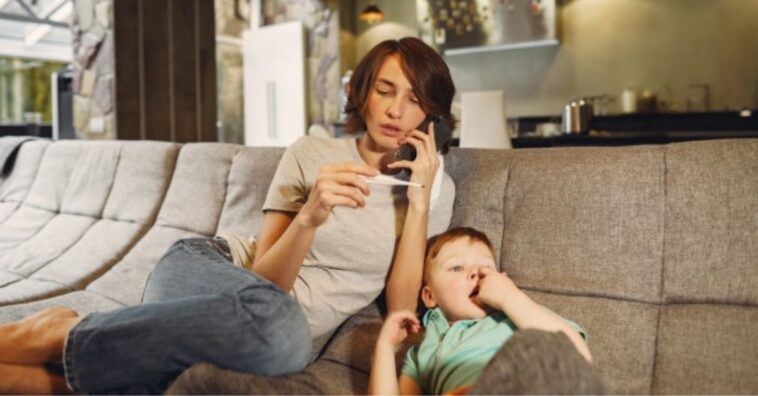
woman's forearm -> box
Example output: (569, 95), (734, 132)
(251, 213), (317, 292)
(386, 206), (428, 312)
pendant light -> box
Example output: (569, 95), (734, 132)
(359, 1), (384, 24)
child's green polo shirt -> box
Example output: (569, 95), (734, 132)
(401, 307), (587, 395)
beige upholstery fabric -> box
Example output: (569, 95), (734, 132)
(0, 140), (49, 224)
(156, 143), (241, 235)
(0, 141), (80, 253)
(216, 147), (286, 235)
(0, 290), (125, 321)
(0, 139), (179, 305)
(0, 137), (756, 394)
(85, 226), (202, 305)
(102, 141), (180, 224)
(0, 207), (55, 252)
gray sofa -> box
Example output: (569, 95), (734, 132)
(0, 136), (756, 394)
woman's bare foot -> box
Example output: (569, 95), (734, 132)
(0, 362), (73, 394)
(0, 307), (81, 365)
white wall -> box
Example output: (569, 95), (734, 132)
(351, 0), (758, 117)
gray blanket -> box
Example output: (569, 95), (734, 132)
(0, 136), (37, 175)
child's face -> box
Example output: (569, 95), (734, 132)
(422, 237), (497, 322)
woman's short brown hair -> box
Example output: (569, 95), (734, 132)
(344, 37), (457, 145)
(423, 227), (496, 284)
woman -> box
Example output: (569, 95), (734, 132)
(0, 37), (457, 394)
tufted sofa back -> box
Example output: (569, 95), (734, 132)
(442, 140), (758, 394)
(0, 137), (755, 394)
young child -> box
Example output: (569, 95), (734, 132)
(368, 227), (593, 395)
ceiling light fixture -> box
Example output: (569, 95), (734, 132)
(359, 1), (384, 24)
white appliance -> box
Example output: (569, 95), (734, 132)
(243, 21), (306, 147)
(460, 90), (512, 149)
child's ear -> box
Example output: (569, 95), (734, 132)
(421, 285), (436, 309)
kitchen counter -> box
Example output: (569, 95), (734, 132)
(509, 110), (757, 147)
(0, 124), (53, 138)
(511, 130), (758, 148)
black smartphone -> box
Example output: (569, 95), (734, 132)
(395, 115), (453, 162)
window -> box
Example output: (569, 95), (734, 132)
(0, 0), (72, 129)
(0, 57), (65, 124)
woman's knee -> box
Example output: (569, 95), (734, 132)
(142, 239), (206, 303)
(149, 238), (219, 277)
(163, 238), (207, 258)
(265, 323), (311, 374)
(152, 239), (198, 271)
(275, 304), (311, 372)
(236, 290), (311, 374)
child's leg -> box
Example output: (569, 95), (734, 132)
(0, 362), (73, 394)
(0, 307), (80, 365)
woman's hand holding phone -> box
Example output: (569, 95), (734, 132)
(297, 163), (378, 228)
(387, 122), (440, 211)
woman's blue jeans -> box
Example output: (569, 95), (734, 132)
(62, 238), (312, 394)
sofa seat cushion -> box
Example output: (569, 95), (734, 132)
(0, 289), (125, 321)
(0, 270), (22, 288)
(85, 226), (204, 305)
(167, 358), (369, 395)
(527, 290), (658, 394)
(0, 220), (145, 304)
(653, 304), (758, 394)
(0, 214), (97, 277)
(0, 206), (56, 252)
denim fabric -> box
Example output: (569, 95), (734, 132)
(63, 238), (311, 394)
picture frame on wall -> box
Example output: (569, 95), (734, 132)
(416, 0), (559, 55)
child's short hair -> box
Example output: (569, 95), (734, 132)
(423, 227), (496, 284)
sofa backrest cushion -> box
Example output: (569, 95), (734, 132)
(445, 148), (511, 263)
(653, 139), (758, 394)
(0, 140), (180, 305)
(102, 141), (180, 223)
(59, 142), (122, 217)
(664, 139), (758, 305)
(87, 144), (286, 306)
(503, 146), (665, 304)
(156, 143), (241, 235)
(0, 140), (49, 223)
(216, 146), (286, 235)
(22, 141), (83, 212)
(424, 145), (666, 394)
